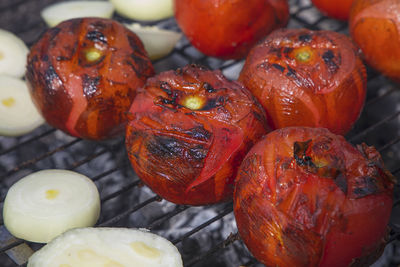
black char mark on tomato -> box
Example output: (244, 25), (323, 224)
(146, 128), (210, 162)
(82, 75), (101, 98)
(293, 138), (347, 194)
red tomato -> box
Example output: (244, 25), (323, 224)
(125, 64), (269, 205)
(174, 0), (289, 59)
(26, 18), (154, 140)
(311, 0), (355, 20)
(234, 127), (394, 267)
(350, 0), (400, 82)
(238, 28), (367, 135)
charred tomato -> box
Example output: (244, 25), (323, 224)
(125, 64), (269, 205)
(350, 0), (400, 82)
(174, 0), (289, 59)
(26, 18), (154, 140)
(311, 0), (355, 20)
(234, 127), (394, 267)
(239, 28), (367, 135)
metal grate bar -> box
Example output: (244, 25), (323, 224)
(172, 205), (233, 245)
(378, 136), (400, 153)
(100, 180), (142, 203)
(0, 0), (28, 10)
(365, 86), (397, 106)
(185, 232), (241, 267)
(91, 165), (126, 182)
(68, 148), (109, 171)
(349, 110), (400, 143)
(293, 4), (314, 14)
(219, 60), (242, 71)
(388, 232), (400, 243)
(0, 129), (56, 156)
(291, 15), (320, 30)
(0, 240), (23, 254)
(0, 139), (81, 180)
(148, 205), (190, 230)
(16, 20), (44, 33)
(98, 196), (161, 227)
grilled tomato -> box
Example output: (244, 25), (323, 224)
(350, 0), (400, 82)
(234, 127), (395, 267)
(311, 0), (355, 20)
(125, 64), (269, 205)
(26, 18), (154, 140)
(238, 28), (367, 135)
(174, 0), (289, 59)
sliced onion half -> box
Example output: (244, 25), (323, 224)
(41, 1), (115, 27)
(3, 169), (100, 243)
(0, 29), (28, 78)
(0, 75), (44, 136)
(27, 227), (183, 267)
(110, 0), (173, 21)
(125, 23), (182, 60)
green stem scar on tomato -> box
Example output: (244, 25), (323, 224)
(294, 47), (313, 62)
(181, 95), (206, 110)
(83, 48), (103, 63)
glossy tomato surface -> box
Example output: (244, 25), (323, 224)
(234, 127), (394, 267)
(239, 28), (367, 135)
(26, 18), (154, 140)
(174, 0), (289, 59)
(125, 64), (269, 205)
(312, 0), (355, 20)
(350, 0), (400, 82)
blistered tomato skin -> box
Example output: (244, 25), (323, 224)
(174, 0), (289, 59)
(26, 18), (154, 140)
(350, 0), (400, 82)
(234, 127), (395, 267)
(125, 64), (269, 205)
(311, 0), (355, 20)
(239, 28), (367, 135)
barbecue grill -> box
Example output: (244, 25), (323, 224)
(1, 0), (400, 266)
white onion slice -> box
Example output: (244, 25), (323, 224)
(110, 0), (173, 21)
(0, 76), (44, 136)
(125, 23), (182, 60)
(27, 227), (183, 267)
(41, 1), (115, 27)
(3, 170), (100, 243)
(0, 29), (28, 78)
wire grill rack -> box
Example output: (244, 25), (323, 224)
(1, 0), (400, 266)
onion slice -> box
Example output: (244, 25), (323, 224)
(109, 0), (173, 21)
(0, 76), (44, 136)
(3, 169), (100, 243)
(125, 23), (182, 60)
(0, 29), (28, 78)
(27, 227), (183, 267)
(40, 1), (115, 27)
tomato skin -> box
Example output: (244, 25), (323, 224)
(311, 0), (355, 20)
(238, 28), (367, 135)
(350, 0), (400, 82)
(174, 0), (289, 59)
(26, 18), (154, 140)
(234, 127), (394, 267)
(125, 65), (269, 205)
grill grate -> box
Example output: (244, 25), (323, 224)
(1, 0), (400, 266)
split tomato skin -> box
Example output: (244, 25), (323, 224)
(26, 18), (154, 140)
(350, 0), (400, 82)
(174, 0), (289, 59)
(125, 64), (269, 205)
(311, 0), (355, 20)
(234, 127), (394, 267)
(238, 28), (367, 135)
